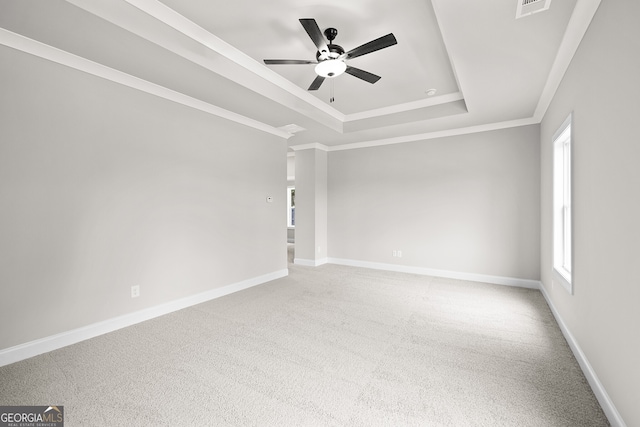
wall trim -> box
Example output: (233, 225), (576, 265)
(539, 282), (627, 427)
(0, 269), (288, 368)
(327, 258), (540, 289)
(294, 258), (328, 267)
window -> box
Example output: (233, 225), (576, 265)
(287, 187), (295, 227)
(553, 114), (572, 293)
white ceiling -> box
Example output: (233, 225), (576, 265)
(0, 0), (600, 150)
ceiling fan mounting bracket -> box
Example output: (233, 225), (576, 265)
(324, 27), (338, 43)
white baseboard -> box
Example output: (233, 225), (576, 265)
(539, 282), (627, 427)
(0, 269), (289, 368)
(294, 257), (328, 267)
(327, 258), (541, 289)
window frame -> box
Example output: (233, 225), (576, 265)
(552, 113), (573, 294)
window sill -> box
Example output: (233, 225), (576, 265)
(552, 268), (573, 295)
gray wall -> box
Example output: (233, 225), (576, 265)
(540, 1), (640, 425)
(0, 46), (287, 350)
(328, 126), (540, 280)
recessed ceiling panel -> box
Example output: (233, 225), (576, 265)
(158, 0), (460, 114)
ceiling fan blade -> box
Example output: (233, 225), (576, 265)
(345, 66), (381, 84)
(346, 33), (397, 60)
(264, 59), (316, 65)
(308, 75), (325, 91)
(299, 18), (329, 56)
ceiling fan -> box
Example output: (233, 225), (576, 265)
(264, 18), (397, 93)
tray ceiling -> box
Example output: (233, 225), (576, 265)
(0, 0), (600, 149)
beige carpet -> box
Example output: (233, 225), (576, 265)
(0, 258), (609, 426)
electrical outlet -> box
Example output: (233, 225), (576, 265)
(397, 250), (402, 258)
(131, 285), (140, 298)
(392, 250), (397, 257)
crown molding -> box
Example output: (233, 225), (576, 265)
(0, 28), (293, 140)
(289, 117), (539, 152)
(289, 143), (330, 152)
(534, 0), (602, 121)
(344, 92), (465, 122)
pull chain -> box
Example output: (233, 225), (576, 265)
(330, 79), (335, 103)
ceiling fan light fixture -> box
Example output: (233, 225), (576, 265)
(264, 19), (396, 94)
(315, 59), (347, 78)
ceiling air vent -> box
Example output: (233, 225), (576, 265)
(516, 0), (552, 19)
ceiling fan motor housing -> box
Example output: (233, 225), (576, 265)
(316, 44), (345, 62)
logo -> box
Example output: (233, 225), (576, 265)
(0, 406), (64, 427)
